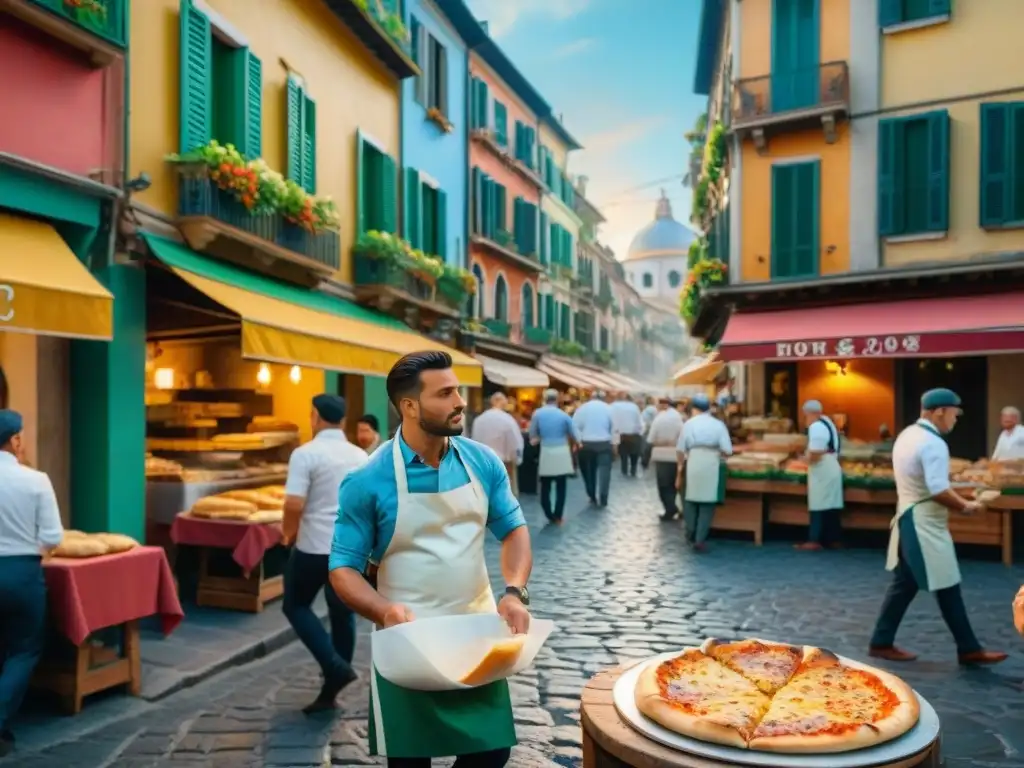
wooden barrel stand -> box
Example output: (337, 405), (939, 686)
(580, 665), (941, 768)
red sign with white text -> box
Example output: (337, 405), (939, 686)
(719, 331), (1024, 362)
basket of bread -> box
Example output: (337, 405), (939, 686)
(187, 485), (286, 524)
(51, 530), (139, 559)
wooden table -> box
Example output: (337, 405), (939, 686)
(580, 665), (941, 768)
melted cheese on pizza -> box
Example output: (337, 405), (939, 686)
(752, 663), (900, 738)
(656, 651), (771, 735)
(706, 641), (803, 695)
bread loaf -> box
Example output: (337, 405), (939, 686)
(93, 533), (139, 553)
(53, 536), (110, 558)
(219, 489), (283, 509)
(259, 485), (287, 500)
(190, 496), (258, 519)
(248, 509), (284, 524)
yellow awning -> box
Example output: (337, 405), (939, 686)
(673, 355), (725, 385)
(169, 267), (483, 386)
(0, 213), (112, 340)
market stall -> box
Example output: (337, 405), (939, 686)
(33, 540), (182, 713)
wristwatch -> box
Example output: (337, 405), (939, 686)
(504, 585), (530, 606)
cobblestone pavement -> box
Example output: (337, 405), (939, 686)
(6, 471), (1024, 767)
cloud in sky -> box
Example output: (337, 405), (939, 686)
(577, 115), (670, 154)
(551, 37), (597, 59)
(467, 0), (592, 37)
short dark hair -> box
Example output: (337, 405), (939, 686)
(358, 414), (379, 432)
(386, 351), (453, 408)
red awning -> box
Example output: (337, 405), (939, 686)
(719, 292), (1024, 362)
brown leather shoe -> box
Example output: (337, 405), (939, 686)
(794, 542), (823, 551)
(868, 646), (918, 662)
(958, 650), (1008, 665)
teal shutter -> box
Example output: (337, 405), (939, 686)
(241, 50), (262, 158)
(878, 0), (902, 25)
(380, 153), (397, 233)
(771, 165), (795, 278)
(469, 78), (479, 128)
(524, 202), (537, 254)
(527, 128), (536, 168)
(928, 0), (951, 16)
(477, 80), (489, 129)
(494, 101), (508, 145)
(410, 16), (420, 66)
(472, 167), (483, 234)
(302, 93), (317, 193)
(436, 189), (447, 259)
(980, 103), (1010, 227)
(514, 121), (523, 161)
(544, 294), (555, 331)
(877, 118), (902, 236)
(286, 76), (302, 184)
(356, 133), (366, 234)
(421, 188), (436, 254)
(539, 212), (548, 264)
(925, 110), (950, 232)
(481, 175), (493, 238)
(494, 184), (507, 232)
(793, 162), (820, 277)
(404, 167), (422, 248)
(513, 197), (523, 250)
(179, 0), (211, 153)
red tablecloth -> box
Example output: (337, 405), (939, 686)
(43, 545), (184, 646)
(170, 513), (282, 576)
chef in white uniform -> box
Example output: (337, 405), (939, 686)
(868, 388), (1007, 666)
(675, 394), (732, 552)
(991, 406), (1024, 461)
(329, 351), (532, 767)
(795, 400), (845, 551)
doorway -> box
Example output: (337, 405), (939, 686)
(896, 357), (987, 461)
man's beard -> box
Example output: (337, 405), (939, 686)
(420, 409), (464, 437)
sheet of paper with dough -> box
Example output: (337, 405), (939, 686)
(460, 635), (527, 686)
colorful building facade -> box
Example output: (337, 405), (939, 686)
(0, 0), (136, 536)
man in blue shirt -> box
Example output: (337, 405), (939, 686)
(573, 391), (618, 507)
(329, 351), (533, 768)
(528, 389), (579, 523)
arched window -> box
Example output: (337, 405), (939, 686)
(470, 263), (485, 318)
(667, 270), (681, 288)
(642, 272), (653, 289)
(521, 282), (535, 327)
(494, 275), (508, 321)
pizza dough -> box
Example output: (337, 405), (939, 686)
(460, 636), (527, 686)
(635, 639), (919, 754)
(53, 535), (111, 558)
(190, 496), (257, 519)
(93, 533), (139, 553)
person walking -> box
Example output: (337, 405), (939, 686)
(357, 414), (383, 454)
(795, 400), (845, 551)
(329, 351), (532, 768)
(0, 410), (64, 757)
(611, 392), (644, 477)
(573, 390), (618, 507)
(867, 388), (1007, 665)
(647, 398), (684, 520)
(528, 389), (578, 524)
(640, 397), (658, 469)
(675, 394), (732, 552)
(471, 392), (525, 496)
(282, 394), (368, 713)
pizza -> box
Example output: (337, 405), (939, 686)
(634, 638), (919, 753)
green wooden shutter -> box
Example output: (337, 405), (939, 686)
(302, 93), (317, 193)
(477, 80), (489, 129)
(380, 153), (397, 233)
(793, 161), (820, 277)
(481, 174), (493, 238)
(544, 294), (555, 331)
(404, 167), (422, 248)
(421, 187), (436, 254)
(179, 0), (212, 153)
(980, 103), (1010, 227)
(925, 110), (950, 232)
(286, 76), (302, 184)
(877, 118), (902, 236)
(494, 183), (507, 232)
(494, 101), (508, 146)
(469, 78), (479, 128)
(356, 133), (366, 234)
(436, 189), (447, 259)
(771, 164), (795, 278)
(514, 121), (523, 161)
(410, 16), (420, 66)
(927, 0), (951, 17)
(878, 0), (902, 25)
(524, 202), (537, 255)
(472, 167), (483, 234)
(513, 197), (523, 250)
(539, 212), (548, 264)
(241, 50), (262, 158)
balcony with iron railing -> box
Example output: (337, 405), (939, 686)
(17, 0), (126, 63)
(731, 61), (849, 152)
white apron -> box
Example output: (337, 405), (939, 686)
(885, 422), (961, 592)
(368, 435), (515, 758)
(538, 443), (574, 477)
(684, 446), (725, 504)
(807, 417), (844, 512)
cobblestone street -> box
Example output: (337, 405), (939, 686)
(6, 472), (1024, 767)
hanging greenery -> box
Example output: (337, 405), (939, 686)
(689, 121), (727, 226)
(680, 259), (727, 328)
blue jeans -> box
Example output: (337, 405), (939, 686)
(0, 556), (47, 733)
(283, 549), (356, 681)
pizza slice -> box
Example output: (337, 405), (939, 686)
(700, 638), (805, 695)
(635, 649), (771, 749)
(748, 647), (920, 753)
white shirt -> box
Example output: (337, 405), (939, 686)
(892, 419), (950, 500)
(285, 429), (368, 555)
(677, 412), (733, 456)
(992, 424), (1024, 461)
(641, 405), (657, 436)
(471, 408), (524, 465)
(0, 451), (64, 557)
(610, 400), (644, 436)
(573, 399), (619, 444)
(647, 408), (684, 463)
(807, 416), (840, 453)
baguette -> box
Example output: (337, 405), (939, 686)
(93, 533), (139, 553)
(53, 536), (110, 558)
(219, 490), (284, 509)
(190, 497), (258, 518)
(259, 485), (287, 500)
(248, 509), (284, 524)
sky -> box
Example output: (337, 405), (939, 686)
(465, 0), (708, 260)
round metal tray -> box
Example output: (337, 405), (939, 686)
(612, 651), (941, 768)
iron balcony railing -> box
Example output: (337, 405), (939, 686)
(732, 61), (849, 126)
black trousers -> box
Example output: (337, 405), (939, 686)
(654, 461), (679, 517)
(388, 747), (511, 768)
(539, 475), (568, 520)
(283, 550), (356, 681)
(619, 434), (642, 475)
(808, 509), (842, 546)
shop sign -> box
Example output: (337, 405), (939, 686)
(0, 285), (12, 322)
(775, 335), (921, 359)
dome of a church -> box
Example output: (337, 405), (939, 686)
(625, 191), (698, 261)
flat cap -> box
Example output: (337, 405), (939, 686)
(691, 393), (711, 411)
(312, 393), (346, 424)
(921, 388), (961, 411)
(0, 409), (23, 446)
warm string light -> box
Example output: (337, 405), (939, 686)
(257, 363), (271, 386)
(289, 365), (302, 384)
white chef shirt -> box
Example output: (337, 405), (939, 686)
(677, 412), (733, 456)
(285, 429), (368, 556)
(646, 408), (684, 463)
(0, 451), (64, 557)
(611, 400), (644, 436)
(471, 408), (524, 465)
(892, 419), (951, 499)
(992, 424), (1024, 461)
(573, 399), (619, 444)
